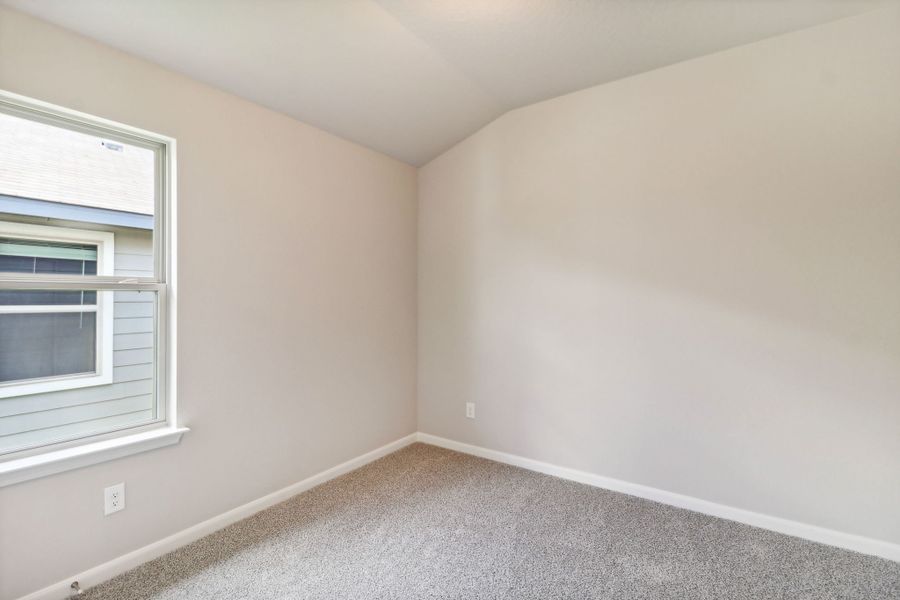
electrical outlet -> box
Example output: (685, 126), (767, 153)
(104, 483), (125, 515)
(465, 402), (475, 419)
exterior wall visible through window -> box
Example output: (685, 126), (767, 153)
(0, 94), (171, 460)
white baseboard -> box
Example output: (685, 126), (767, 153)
(18, 430), (899, 600)
(18, 433), (418, 600)
(416, 432), (900, 563)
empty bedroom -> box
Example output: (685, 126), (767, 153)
(0, 1), (898, 599)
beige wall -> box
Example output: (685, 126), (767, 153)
(2, 4), (899, 598)
(0, 8), (417, 599)
(419, 6), (900, 547)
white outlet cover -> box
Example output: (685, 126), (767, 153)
(466, 402), (475, 419)
(104, 482), (125, 515)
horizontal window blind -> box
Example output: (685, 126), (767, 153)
(0, 237), (98, 261)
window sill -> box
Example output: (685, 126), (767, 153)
(0, 426), (189, 487)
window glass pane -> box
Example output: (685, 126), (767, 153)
(0, 312), (96, 382)
(0, 237), (98, 260)
(0, 290), (97, 305)
(0, 111), (156, 278)
(0, 238), (98, 276)
(0, 254), (98, 275)
(0, 289), (158, 455)
(0, 100), (167, 458)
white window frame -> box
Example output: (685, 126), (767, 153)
(0, 221), (115, 398)
(0, 89), (186, 487)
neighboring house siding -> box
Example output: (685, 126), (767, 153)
(0, 219), (154, 452)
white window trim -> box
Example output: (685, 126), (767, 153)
(0, 426), (189, 486)
(0, 88), (185, 487)
(0, 221), (115, 398)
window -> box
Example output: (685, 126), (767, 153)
(0, 223), (114, 397)
(0, 90), (182, 482)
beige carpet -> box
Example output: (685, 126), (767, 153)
(81, 443), (900, 599)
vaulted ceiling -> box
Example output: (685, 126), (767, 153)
(0, 0), (886, 165)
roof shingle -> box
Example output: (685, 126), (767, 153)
(0, 112), (154, 215)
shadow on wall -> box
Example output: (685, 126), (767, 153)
(419, 30), (900, 540)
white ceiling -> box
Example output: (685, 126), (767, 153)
(1, 0), (887, 166)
